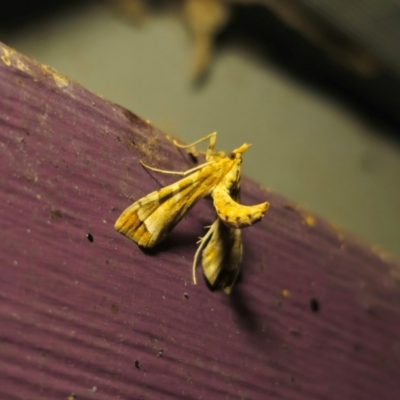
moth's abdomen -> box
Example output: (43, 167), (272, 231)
(212, 186), (269, 229)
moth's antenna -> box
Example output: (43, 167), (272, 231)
(140, 160), (215, 177)
(173, 132), (217, 158)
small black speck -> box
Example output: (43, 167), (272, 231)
(86, 233), (94, 242)
(110, 303), (119, 314)
(310, 298), (319, 312)
(289, 328), (301, 337)
(50, 209), (63, 219)
(354, 343), (363, 352)
(134, 360), (140, 369)
(183, 293), (189, 299)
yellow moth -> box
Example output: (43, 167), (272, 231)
(115, 132), (269, 293)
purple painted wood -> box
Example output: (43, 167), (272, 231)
(1, 42), (400, 400)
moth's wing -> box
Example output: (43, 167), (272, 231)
(200, 219), (243, 294)
(115, 164), (218, 248)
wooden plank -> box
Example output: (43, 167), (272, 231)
(1, 42), (399, 400)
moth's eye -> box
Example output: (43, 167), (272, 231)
(229, 152), (235, 160)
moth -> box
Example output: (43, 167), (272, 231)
(115, 132), (269, 292)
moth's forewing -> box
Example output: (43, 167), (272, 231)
(115, 162), (221, 247)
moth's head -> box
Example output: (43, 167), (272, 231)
(208, 150), (226, 163)
(229, 143), (251, 160)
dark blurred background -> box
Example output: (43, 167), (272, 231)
(1, 0), (399, 257)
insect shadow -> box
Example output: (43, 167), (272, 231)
(138, 230), (200, 255)
(175, 144), (201, 165)
(227, 281), (260, 333)
(226, 283), (280, 353)
(224, 244), (278, 341)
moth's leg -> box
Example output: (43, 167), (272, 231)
(140, 160), (215, 176)
(192, 221), (217, 285)
(173, 132), (217, 156)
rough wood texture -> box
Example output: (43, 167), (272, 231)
(1, 42), (399, 400)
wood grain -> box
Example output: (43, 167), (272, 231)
(1, 42), (399, 400)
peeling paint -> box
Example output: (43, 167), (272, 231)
(1, 48), (14, 66)
(41, 64), (69, 88)
(283, 203), (316, 227)
(16, 58), (30, 72)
